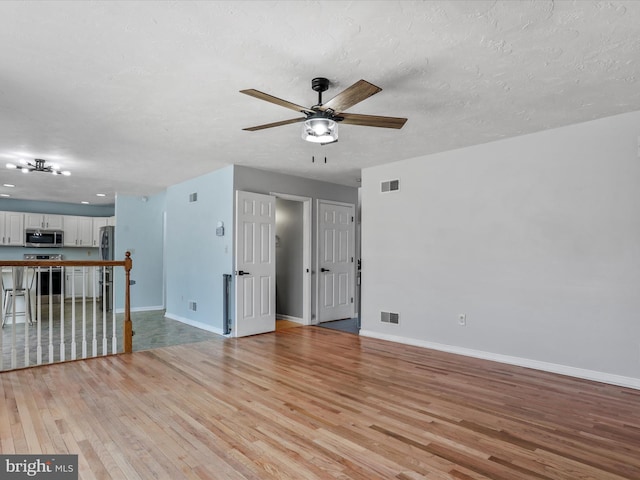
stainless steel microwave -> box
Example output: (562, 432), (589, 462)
(24, 229), (64, 248)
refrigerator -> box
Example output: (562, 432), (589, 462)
(99, 226), (115, 311)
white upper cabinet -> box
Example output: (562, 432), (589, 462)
(0, 211), (115, 249)
(63, 216), (78, 246)
(92, 218), (109, 247)
(64, 216), (93, 247)
(25, 213), (64, 230)
(0, 211), (25, 246)
(77, 217), (93, 247)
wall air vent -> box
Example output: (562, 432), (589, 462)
(381, 179), (400, 193)
(381, 311), (399, 324)
(188, 301), (197, 311)
(189, 192), (198, 203)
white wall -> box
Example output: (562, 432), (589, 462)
(165, 165), (234, 334)
(361, 110), (640, 388)
(114, 192), (166, 311)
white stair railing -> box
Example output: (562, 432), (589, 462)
(0, 254), (132, 372)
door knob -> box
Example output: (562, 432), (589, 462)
(236, 270), (251, 276)
(321, 268), (331, 272)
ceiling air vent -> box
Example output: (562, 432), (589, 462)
(189, 192), (198, 203)
(381, 311), (399, 324)
(381, 179), (400, 193)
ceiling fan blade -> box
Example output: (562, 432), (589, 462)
(321, 80), (382, 112)
(240, 89), (314, 114)
(243, 117), (305, 132)
(338, 112), (407, 129)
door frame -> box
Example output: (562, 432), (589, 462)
(270, 192), (312, 326)
(315, 199), (356, 325)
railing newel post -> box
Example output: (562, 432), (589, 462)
(124, 251), (133, 354)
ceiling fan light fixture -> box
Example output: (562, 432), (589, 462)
(302, 117), (338, 144)
(6, 158), (71, 176)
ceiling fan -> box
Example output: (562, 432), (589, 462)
(240, 77), (407, 144)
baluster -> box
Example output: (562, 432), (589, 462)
(60, 266), (65, 362)
(22, 267), (29, 367)
(82, 266), (87, 359)
(112, 271), (117, 354)
(92, 266), (97, 357)
(47, 266), (53, 363)
(36, 267), (42, 365)
(10, 268), (17, 369)
(102, 267), (107, 355)
(71, 268), (76, 360)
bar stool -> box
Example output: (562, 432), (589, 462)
(1, 267), (34, 327)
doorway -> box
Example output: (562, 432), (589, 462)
(272, 193), (312, 326)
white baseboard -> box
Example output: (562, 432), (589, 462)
(277, 314), (304, 324)
(359, 330), (640, 391)
(165, 312), (226, 336)
(115, 305), (165, 314)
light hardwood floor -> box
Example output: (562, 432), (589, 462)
(1, 326), (639, 479)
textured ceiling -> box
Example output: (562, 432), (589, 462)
(1, 1), (640, 205)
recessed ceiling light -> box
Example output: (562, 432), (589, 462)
(96, 193), (106, 197)
(81, 201), (90, 204)
(0, 194), (10, 197)
(3, 184), (15, 187)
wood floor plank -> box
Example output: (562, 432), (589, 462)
(1, 327), (639, 479)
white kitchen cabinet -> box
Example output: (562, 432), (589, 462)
(0, 211), (24, 246)
(92, 218), (108, 247)
(63, 217), (78, 246)
(47, 214), (64, 229)
(92, 216), (116, 247)
(78, 217), (93, 247)
(65, 267), (97, 299)
(63, 216), (93, 247)
(25, 213), (63, 230)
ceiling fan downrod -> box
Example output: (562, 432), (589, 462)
(311, 77), (330, 106)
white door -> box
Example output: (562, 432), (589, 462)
(318, 201), (355, 322)
(235, 191), (276, 337)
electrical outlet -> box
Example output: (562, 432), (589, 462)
(458, 314), (466, 326)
